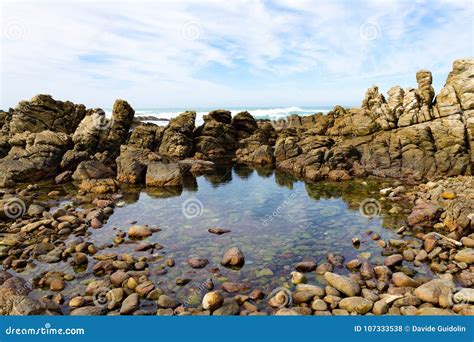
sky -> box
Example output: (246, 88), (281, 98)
(0, 0), (472, 109)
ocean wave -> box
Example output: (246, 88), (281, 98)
(106, 106), (331, 125)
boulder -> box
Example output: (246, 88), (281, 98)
(145, 162), (183, 187)
(324, 272), (360, 296)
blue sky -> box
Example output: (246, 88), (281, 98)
(1, 0), (472, 109)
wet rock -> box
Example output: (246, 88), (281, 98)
(312, 299), (328, 311)
(187, 257), (209, 269)
(221, 247), (245, 268)
(384, 254), (403, 267)
(455, 249), (474, 264)
(208, 227), (231, 235)
(120, 293), (140, 315)
(70, 306), (107, 316)
(145, 162), (183, 187)
(202, 291), (224, 311)
(291, 271), (306, 285)
(372, 300), (389, 315)
(316, 262), (333, 274)
(339, 297), (373, 314)
(221, 282), (250, 293)
(128, 225), (152, 239)
(416, 307), (454, 315)
(414, 278), (454, 308)
(295, 261), (317, 272)
(453, 288), (474, 303)
(268, 290), (292, 308)
(50, 278), (65, 291)
(324, 272), (360, 297)
(392, 272), (420, 287)
(157, 295), (180, 309)
(213, 300), (240, 315)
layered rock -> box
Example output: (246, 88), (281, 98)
(9, 94), (86, 134)
(158, 111), (195, 158)
(194, 110), (237, 160)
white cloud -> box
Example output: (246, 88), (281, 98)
(0, 0), (472, 109)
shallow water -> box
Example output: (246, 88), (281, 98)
(19, 166), (435, 312)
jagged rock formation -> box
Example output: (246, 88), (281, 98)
(0, 58), (472, 187)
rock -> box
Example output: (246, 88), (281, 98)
(407, 201), (442, 227)
(455, 249), (474, 264)
(213, 300), (240, 315)
(27, 204), (44, 216)
(202, 291), (224, 311)
(295, 284), (325, 297)
(145, 162), (183, 187)
(208, 227), (231, 235)
(72, 252), (88, 266)
(157, 295), (180, 309)
(453, 288), (474, 303)
(128, 225), (152, 239)
(10, 94), (86, 134)
(70, 306), (107, 316)
(414, 278), (454, 308)
(384, 254), (403, 267)
(135, 281), (155, 297)
(274, 308), (299, 316)
(49, 278), (65, 291)
(290, 271), (306, 285)
(221, 247), (245, 267)
(110, 270), (129, 287)
(372, 299), (389, 315)
(324, 272), (360, 296)
(187, 257), (209, 269)
(158, 111), (195, 158)
(72, 160), (114, 181)
(221, 282), (250, 293)
(268, 290), (292, 308)
(311, 299), (328, 311)
(339, 297), (373, 314)
(295, 261), (317, 272)
(120, 293), (140, 314)
(392, 272), (420, 287)
(416, 307), (455, 315)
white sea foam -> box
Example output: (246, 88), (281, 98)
(106, 106), (331, 126)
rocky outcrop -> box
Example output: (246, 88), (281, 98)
(194, 110), (237, 160)
(0, 58), (472, 187)
(158, 111), (195, 158)
(0, 131), (71, 186)
(9, 94), (86, 134)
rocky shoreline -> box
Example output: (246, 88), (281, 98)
(0, 58), (472, 316)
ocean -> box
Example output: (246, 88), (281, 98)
(106, 106), (333, 125)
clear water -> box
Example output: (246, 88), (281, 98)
(21, 165), (433, 312)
